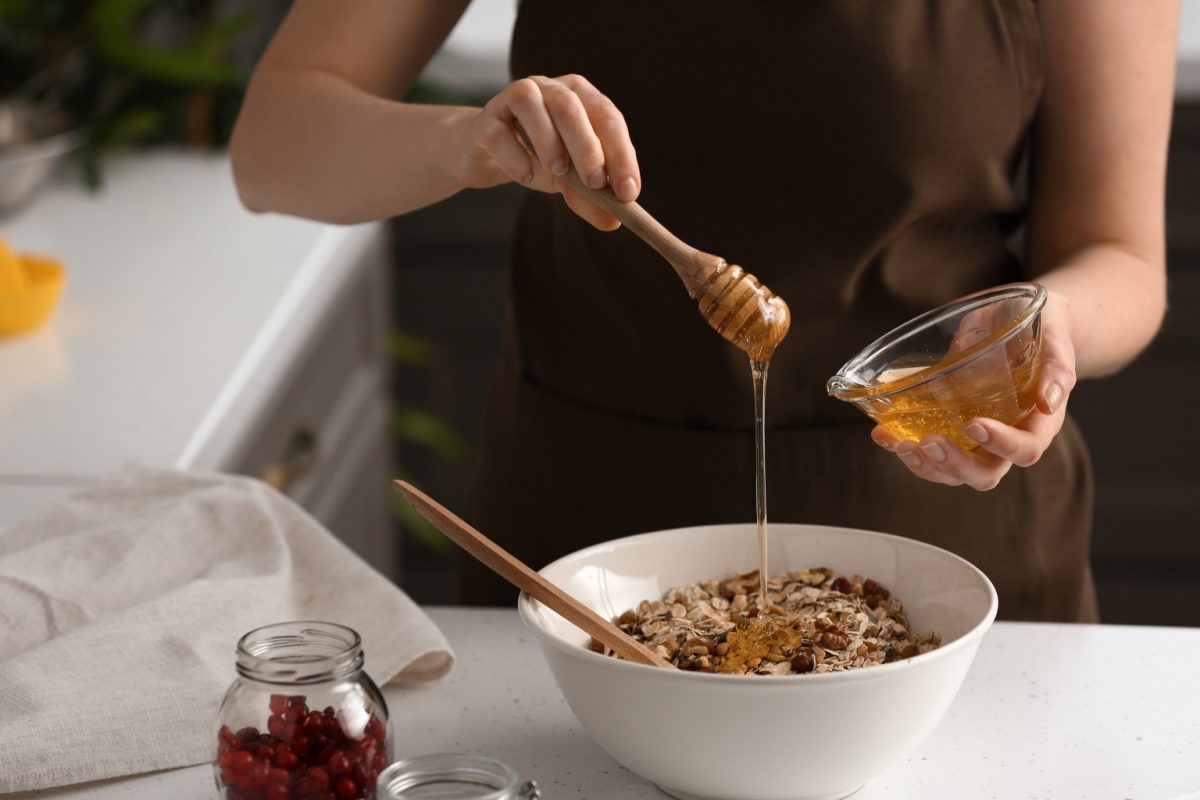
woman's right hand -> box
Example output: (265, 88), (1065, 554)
(449, 74), (641, 230)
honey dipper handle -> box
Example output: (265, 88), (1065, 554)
(512, 124), (722, 297)
(392, 481), (674, 669)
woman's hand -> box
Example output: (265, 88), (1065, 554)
(449, 74), (640, 230)
(870, 290), (1078, 491)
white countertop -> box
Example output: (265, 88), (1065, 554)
(429, 0), (1200, 100)
(14, 608), (1199, 800)
(0, 152), (380, 491)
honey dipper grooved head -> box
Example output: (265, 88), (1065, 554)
(693, 262), (790, 361)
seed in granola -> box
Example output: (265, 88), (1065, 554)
(791, 653), (814, 673)
(830, 577), (852, 594)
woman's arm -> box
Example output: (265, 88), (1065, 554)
(1027, 0), (1178, 378)
(230, 0), (639, 226)
(874, 0), (1179, 490)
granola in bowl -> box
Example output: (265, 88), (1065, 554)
(589, 567), (941, 675)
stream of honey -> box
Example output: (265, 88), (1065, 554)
(751, 360), (769, 602)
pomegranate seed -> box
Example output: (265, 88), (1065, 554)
(328, 751), (351, 774)
(235, 727), (260, 746)
(313, 741), (336, 766)
(258, 745), (274, 762)
(323, 706), (336, 718)
(335, 777), (359, 799)
(269, 695), (289, 715)
(219, 726), (237, 746)
(267, 714), (285, 738)
(246, 762), (270, 788)
(230, 751), (255, 772)
(791, 653), (814, 673)
(266, 784), (288, 800)
(275, 748), (298, 770)
(285, 705), (306, 722)
(292, 735), (310, 756)
(307, 766), (331, 790)
(372, 752), (388, 772)
(831, 577), (852, 594)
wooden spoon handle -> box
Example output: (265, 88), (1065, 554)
(393, 481), (673, 669)
(512, 124), (721, 297)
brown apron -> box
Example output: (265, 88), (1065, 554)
(465, 0), (1098, 622)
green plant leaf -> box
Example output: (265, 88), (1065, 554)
(88, 0), (248, 87)
(104, 103), (165, 145)
(389, 330), (431, 365)
(393, 405), (471, 464)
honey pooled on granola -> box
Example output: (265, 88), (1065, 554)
(717, 616), (808, 674)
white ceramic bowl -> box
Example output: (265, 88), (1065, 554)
(518, 523), (997, 800)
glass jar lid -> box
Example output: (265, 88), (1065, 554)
(377, 754), (540, 799)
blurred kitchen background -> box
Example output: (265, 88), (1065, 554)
(1, 1), (1197, 624)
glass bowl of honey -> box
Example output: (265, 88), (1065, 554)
(827, 282), (1046, 449)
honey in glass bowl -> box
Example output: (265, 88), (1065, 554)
(827, 284), (1046, 450)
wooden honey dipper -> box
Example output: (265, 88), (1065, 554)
(515, 127), (791, 362)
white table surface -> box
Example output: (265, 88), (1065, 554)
(0, 152), (380, 490)
(14, 608), (1199, 800)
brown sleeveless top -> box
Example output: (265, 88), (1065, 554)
(465, 0), (1097, 622)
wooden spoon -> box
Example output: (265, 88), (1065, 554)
(393, 481), (674, 669)
(514, 125), (791, 362)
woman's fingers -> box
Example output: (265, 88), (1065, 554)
(473, 112), (533, 184)
(906, 436), (1012, 491)
(965, 414), (1057, 468)
(870, 425), (900, 452)
(493, 77), (566, 176)
(558, 181), (620, 230)
(1036, 292), (1078, 414)
(468, 74), (640, 228)
(529, 76), (608, 189)
(557, 74), (640, 202)
(893, 441), (966, 487)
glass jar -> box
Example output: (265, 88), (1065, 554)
(213, 621), (392, 800)
(377, 755), (540, 800)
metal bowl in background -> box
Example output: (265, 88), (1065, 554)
(0, 100), (81, 216)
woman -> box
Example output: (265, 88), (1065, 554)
(231, 1), (1177, 621)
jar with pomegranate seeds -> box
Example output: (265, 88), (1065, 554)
(213, 621), (392, 800)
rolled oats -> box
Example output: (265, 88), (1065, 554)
(592, 568), (941, 676)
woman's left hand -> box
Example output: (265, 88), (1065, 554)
(871, 289), (1078, 491)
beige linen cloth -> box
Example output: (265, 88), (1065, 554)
(0, 466), (453, 793)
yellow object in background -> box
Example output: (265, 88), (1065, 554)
(0, 234), (65, 336)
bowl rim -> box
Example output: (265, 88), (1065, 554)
(826, 282), (1046, 402)
(517, 522), (999, 687)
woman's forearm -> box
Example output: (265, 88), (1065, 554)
(1035, 244), (1167, 379)
(230, 66), (477, 224)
